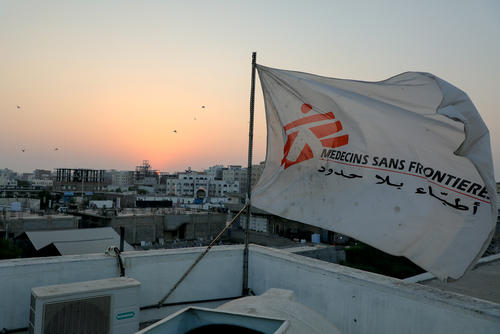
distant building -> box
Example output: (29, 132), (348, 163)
(0, 170), (19, 189)
(251, 161), (265, 187)
(214, 163), (265, 194)
(225, 195), (322, 239)
(134, 160), (159, 186)
(0, 173), (17, 188)
(111, 170), (135, 188)
(205, 165), (224, 180)
(209, 178), (240, 197)
(165, 170), (210, 197)
(33, 169), (52, 180)
(0, 176), (17, 189)
(167, 170), (240, 198)
(54, 168), (106, 192)
(20, 173), (34, 181)
(223, 165), (247, 193)
(31, 179), (53, 188)
(0, 168), (17, 180)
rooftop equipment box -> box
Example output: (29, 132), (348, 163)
(29, 277), (140, 334)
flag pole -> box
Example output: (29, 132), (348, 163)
(243, 51), (256, 295)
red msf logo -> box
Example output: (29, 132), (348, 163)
(281, 103), (349, 169)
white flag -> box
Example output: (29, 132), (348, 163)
(252, 65), (497, 280)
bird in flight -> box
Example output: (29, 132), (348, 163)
(21, 148), (25, 152)
(16, 105), (21, 109)
(201, 105), (205, 109)
(173, 130), (177, 133)
(54, 148), (59, 151)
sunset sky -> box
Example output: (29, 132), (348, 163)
(1, 0), (499, 177)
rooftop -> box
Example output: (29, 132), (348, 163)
(0, 244), (499, 333)
(18, 227), (134, 255)
(408, 254), (500, 304)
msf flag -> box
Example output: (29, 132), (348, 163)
(252, 65), (497, 280)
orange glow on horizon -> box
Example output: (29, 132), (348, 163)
(1, 1), (498, 175)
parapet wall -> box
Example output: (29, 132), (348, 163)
(89, 212), (227, 244)
(0, 215), (80, 236)
(249, 245), (500, 334)
(0, 246), (243, 330)
(0, 245), (498, 333)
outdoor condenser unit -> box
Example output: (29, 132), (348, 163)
(29, 277), (140, 334)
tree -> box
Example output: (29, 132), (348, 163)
(343, 242), (424, 279)
(16, 179), (30, 188)
(0, 239), (23, 259)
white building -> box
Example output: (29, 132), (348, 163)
(21, 173), (35, 181)
(0, 169), (17, 188)
(0, 176), (17, 188)
(209, 178), (240, 197)
(222, 165), (247, 193)
(164, 170), (239, 198)
(205, 165), (224, 180)
(164, 171), (208, 197)
(31, 179), (53, 188)
(33, 169), (52, 180)
(251, 161), (266, 187)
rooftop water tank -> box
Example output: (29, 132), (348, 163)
(217, 289), (341, 334)
(138, 288), (341, 334)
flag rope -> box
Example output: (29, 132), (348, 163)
(156, 203), (249, 307)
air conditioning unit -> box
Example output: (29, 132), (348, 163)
(29, 277), (141, 334)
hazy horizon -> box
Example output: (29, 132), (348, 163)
(0, 161), (264, 175)
(1, 1), (499, 178)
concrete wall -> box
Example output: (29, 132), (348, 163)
(0, 246), (243, 330)
(292, 246), (346, 263)
(0, 215), (80, 236)
(0, 198), (40, 210)
(183, 214), (226, 241)
(1, 245), (499, 333)
(249, 245), (500, 334)
(107, 213), (226, 244)
(109, 215), (164, 245)
(2, 211), (226, 244)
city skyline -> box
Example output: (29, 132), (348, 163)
(0, 161), (263, 175)
(1, 1), (499, 178)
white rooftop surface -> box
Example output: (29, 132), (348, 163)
(52, 239), (132, 255)
(3, 213), (78, 220)
(81, 208), (213, 217)
(0, 245), (499, 333)
(410, 254), (500, 304)
(282, 245), (329, 253)
(32, 277), (140, 298)
(216, 288), (342, 334)
(24, 227), (134, 254)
